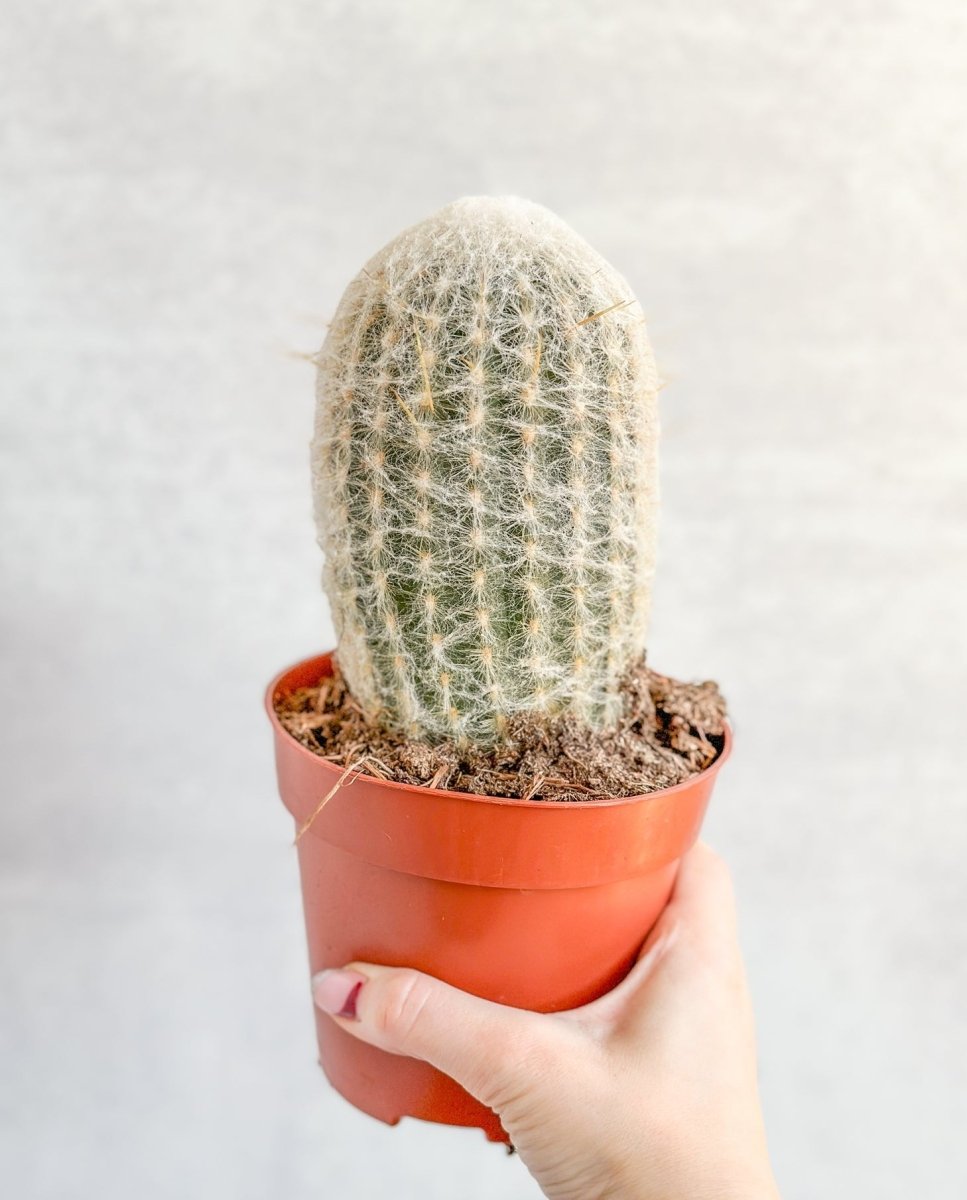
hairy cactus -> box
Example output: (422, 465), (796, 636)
(311, 196), (659, 745)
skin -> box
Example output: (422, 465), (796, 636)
(312, 843), (781, 1200)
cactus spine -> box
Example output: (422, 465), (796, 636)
(312, 197), (659, 746)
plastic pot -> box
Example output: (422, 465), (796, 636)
(266, 652), (731, 1143)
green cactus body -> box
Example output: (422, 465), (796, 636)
(312, 197), (659, 745)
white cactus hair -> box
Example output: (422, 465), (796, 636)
(312, 196), (660, 746)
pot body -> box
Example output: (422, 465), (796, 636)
(266, 653), (730, 1143)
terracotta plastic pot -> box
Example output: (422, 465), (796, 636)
(266, 652), (731, 1143)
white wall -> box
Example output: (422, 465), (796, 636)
(2, 3), (965, 1197)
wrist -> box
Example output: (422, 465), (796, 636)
(617, 1151), (779, 1200)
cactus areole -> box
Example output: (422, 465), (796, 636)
(312, 197), (659, 747)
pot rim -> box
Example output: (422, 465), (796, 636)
(265, 651), (732, 811)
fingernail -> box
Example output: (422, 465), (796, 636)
(311, 969), (367, 1019)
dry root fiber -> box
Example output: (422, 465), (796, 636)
(276, 656), (727, 802)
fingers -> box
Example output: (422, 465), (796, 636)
(563, 919), (680, 1033)
(312, 963), (565, 1110)
(665, 841), (740, 956)
(561, 843), (740, 1035)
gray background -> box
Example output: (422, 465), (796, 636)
(2, 2), (965, 1197)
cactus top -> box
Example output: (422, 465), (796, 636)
(312, 196), (659, 746)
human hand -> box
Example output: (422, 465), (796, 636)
(312, 843), (780, 1200)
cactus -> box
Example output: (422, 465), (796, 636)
(311, 196), (659, 746)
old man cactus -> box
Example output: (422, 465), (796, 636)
(311, 196), (659, 745)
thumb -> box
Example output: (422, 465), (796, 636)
(312, 963), (562, 1110)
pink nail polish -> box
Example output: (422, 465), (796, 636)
(311, 969), (366, 1019)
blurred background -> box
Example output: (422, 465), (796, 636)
(2, 2), (966, 1197)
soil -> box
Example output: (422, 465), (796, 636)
(275, 656), (727, 802)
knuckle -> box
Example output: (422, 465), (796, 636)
(485, 1026), (563, 1100)
(369, 969), (433, 1045)
(482, 1026), (585, 1121)
(515, 1033), (565, 1089)
(696, 842), (733, 889)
